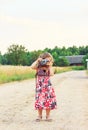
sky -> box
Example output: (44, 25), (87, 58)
(0, 0), (88, 54)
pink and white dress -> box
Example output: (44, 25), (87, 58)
(35, 68), (57, 110)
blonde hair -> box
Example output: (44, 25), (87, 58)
(39, 52), (54, 65)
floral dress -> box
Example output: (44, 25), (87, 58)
(35, 67), (57, 110)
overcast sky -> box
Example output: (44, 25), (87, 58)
(0, 0), (88, 54)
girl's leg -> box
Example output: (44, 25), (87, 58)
(46, 108), (50, 117)
(38, 109), (42, 118)
(46, 109), (52, 121)
(36, 109), (43, 121)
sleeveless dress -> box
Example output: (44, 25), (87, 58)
(35, 67), (57, 110)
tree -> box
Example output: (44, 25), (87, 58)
(52, 51), (59, 66)
(58, 56), (70, 66)
(79, 45), (88, 55)
(6, 44), (28, 65)
(0, 52), (2, 64)
(60, 46), (67, 56)
(27, 50), (43, 66)
(1, 54), (8, 65)
(67, 45), (79, 55)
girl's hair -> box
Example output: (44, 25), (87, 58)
(39, 52), (54, 64)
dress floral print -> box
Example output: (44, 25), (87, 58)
(35, 69), (57, 110)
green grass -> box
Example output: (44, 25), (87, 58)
(0, 72), (36, 84)
(0, 65), (36, 84)
(71, 65), (85, 70)
(53, 66), (72, 74)
(0, 65), (86, 84)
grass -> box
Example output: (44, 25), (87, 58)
(71, 65), (85, 70)
(0, 65), (36, 84)
(0, 65), (86, 84)
(53, 66), (72, 74)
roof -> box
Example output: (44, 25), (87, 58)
(65, 55), (85, 64)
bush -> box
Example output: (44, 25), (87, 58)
(58, 57), (70, 66)
(72, 65), (85, 70)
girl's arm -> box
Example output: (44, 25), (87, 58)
(31, 60), (38, 69)
(49, 66), (54, 76)
(30, 58), (42, 69)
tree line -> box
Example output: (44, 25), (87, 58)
(0, 44), (88, 67)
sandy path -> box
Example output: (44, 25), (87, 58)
(0, 70), (88, 130)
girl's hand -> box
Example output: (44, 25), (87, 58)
(37, 58), (42, 62)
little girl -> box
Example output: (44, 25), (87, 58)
(31, 52), (57, 121)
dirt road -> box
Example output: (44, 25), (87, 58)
(0, 70), (88, 130)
